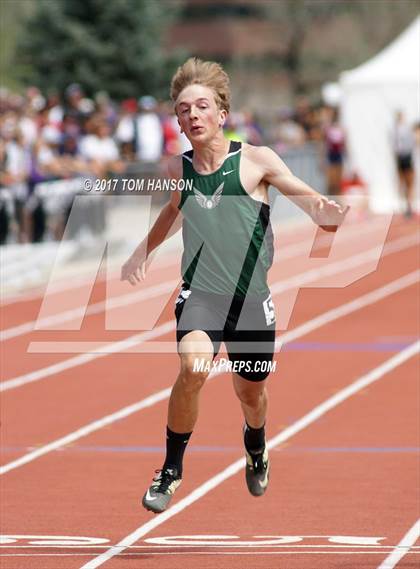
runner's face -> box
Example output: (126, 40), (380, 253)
(176, 84), (226, 144)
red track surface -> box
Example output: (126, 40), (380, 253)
(1, 215), (419, 569)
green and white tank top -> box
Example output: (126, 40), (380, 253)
(179, 140), (273, 297)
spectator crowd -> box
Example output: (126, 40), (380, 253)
(0, 83), (353, 245)
(0, 85), (191, 244)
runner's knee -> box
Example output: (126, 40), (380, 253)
(233, 373), (267, 406)
(237, 389), (262, 407)
(178, 330), (214, 391)
(179, 354), (211, 391)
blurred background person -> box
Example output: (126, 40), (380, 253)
(271, 107), (306, 154)
(160, 100), (191, 156)
(64, 83), (94, 125)
(393, 111), (415, 218)
(25, 131), (70, 242)
(115, 98), (138, 160)
(95, 91), (118, 128)
(413, 121), (420, 214)
(323, 107), (346, 196)
(224, 109), (263, 145)
(241, 109), (263, 146)
(224, 112), (247, 142)
(18, 104), (38, 149)
(0, 120), (30, 242)
(78, 116), (125, 177)
(0, 139), (17, 244)
(135, 95), (163, 163)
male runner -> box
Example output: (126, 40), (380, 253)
(121, 58), (348, 514)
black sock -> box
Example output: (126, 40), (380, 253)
(244, 422), (265, 454)
(162, 426), (192, 477)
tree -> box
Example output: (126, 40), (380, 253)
(17, 0), (185, 99)
(0, 0), (36, 89)
(262, 0), (419, 96)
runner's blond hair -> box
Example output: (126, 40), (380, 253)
(171, 57), (231, 113)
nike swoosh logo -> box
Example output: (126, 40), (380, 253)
(222, 169), (235, 176)
(258, 463), (269, 489)
(145, 489), (157, 501)
(258, 474), (269, 489)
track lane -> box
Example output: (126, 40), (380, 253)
(0, 216), (418, 569)
(0, 274), (418, 567)
(115, 356), (418, 569)
(1, 343), (417, 568)
(1, 223), (416, 381)
(2, 214), (353, 309)
(1, 260), (418, 468)
(0, 215), (398, 356)
(0, 218), (322, 328)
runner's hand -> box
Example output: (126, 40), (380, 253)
(121, 252), (146, 285)
(316, 197), (350, 232)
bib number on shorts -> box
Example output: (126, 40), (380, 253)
(263, 295), (275, 326)
(175, 287), (192, 305)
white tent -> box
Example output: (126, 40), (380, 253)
(340, 17), (420, 213)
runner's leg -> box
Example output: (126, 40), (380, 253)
(232, 372), (267, 429)
(168, 330), (214, 433)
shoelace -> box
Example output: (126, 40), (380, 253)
(152, 469), (177, 493)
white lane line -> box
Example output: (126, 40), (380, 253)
(270, 232), (418, 295)
(0, 256), (175, 308)
(377, 519), (420, 569)
(45, 267), (420, 355)
(2, 232), (417, 390)
(29, 270), (419, 355)
(0, 387), (173, 476)
(0, 271), (417, 475)
(1, 279), (179, 342)
(276, 270), (420, 348)
(0, 218), (390, 341)
(0, 321), (175, 392)
(80, 341), (420, 569)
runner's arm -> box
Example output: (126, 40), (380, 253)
(255, 146), (348, 231)
(121, 157), (183, 284)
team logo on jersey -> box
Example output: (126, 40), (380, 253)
(193, 182), (224, 209)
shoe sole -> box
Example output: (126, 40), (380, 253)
(142, 503), (165, 514)
(141, 497), (168, 514)
(247, 465), (270, 497)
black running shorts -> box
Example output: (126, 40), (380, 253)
(175, 284), (276, 382)
(397, 153), (413, 172)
